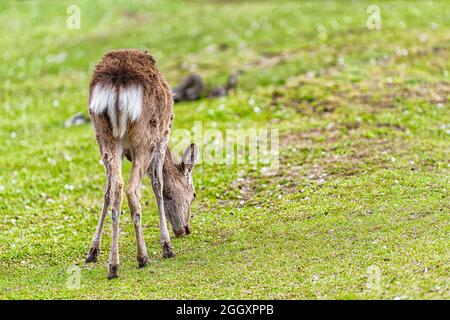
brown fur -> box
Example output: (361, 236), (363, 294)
(85, 49), (197, 279)
(162, 147), (196, 236)
(89, 49), (173, 152)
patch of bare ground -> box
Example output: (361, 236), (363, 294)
(272, 77), (449, 113)
(278, 133), (407, 182)
(345, 81), (449, 107)
(228, 128), (433, 206)
(243, 51), (302, 71)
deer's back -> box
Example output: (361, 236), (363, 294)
(88, 49), (173, 148)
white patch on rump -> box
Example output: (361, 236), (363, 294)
(89, 83), (117, 115)
(117, 85), (143, 137)
(119, 85), (143, 122)
(89, 83), (143, 138)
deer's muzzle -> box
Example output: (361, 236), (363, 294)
(174, 225), (191, 237)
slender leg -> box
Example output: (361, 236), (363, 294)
(108, 144), (123, 279)
(86, 156), (112, 263)
(149, 139), (175, 258)
(126, 152), (150, 267)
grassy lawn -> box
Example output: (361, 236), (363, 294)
(0, 0), (449, 299)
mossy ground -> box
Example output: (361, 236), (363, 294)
(0, 0), (448, 299)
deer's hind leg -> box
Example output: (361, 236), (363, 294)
(107, 142), (123, 279)
(86, 115), (118, 264)
(86, 154), (112, 263)
(126, 150), (151, 268)
(87, 114), (124, 279)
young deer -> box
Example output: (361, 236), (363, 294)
(85, 49), (198, 279)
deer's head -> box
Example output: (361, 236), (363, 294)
(163, 144), (198, 236)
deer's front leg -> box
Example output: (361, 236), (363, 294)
(150, 141), (175, 259)
(126, 153), (150, 267)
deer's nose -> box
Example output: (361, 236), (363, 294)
(173, 225), (191, 237)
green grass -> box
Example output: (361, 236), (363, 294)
(0, 0), (449, 299)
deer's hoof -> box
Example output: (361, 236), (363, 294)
(85, 247), (100, 263)
(162, 242), (175, 259)
(107, 264), (119, 279)
(137, 255), (150, 268)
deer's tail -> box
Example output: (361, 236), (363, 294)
(89, 82), (143, 138)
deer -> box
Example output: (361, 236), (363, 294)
(85, 49), (198, 279)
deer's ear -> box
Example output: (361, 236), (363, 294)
(182, 143), (198, 174)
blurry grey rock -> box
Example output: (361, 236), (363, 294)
(173, 73), (205, 102)
(173, 71), (240, 103)
(208, 85), (226, 98)
(225, 72), (239, 93)
(64, 112), (90, 127)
